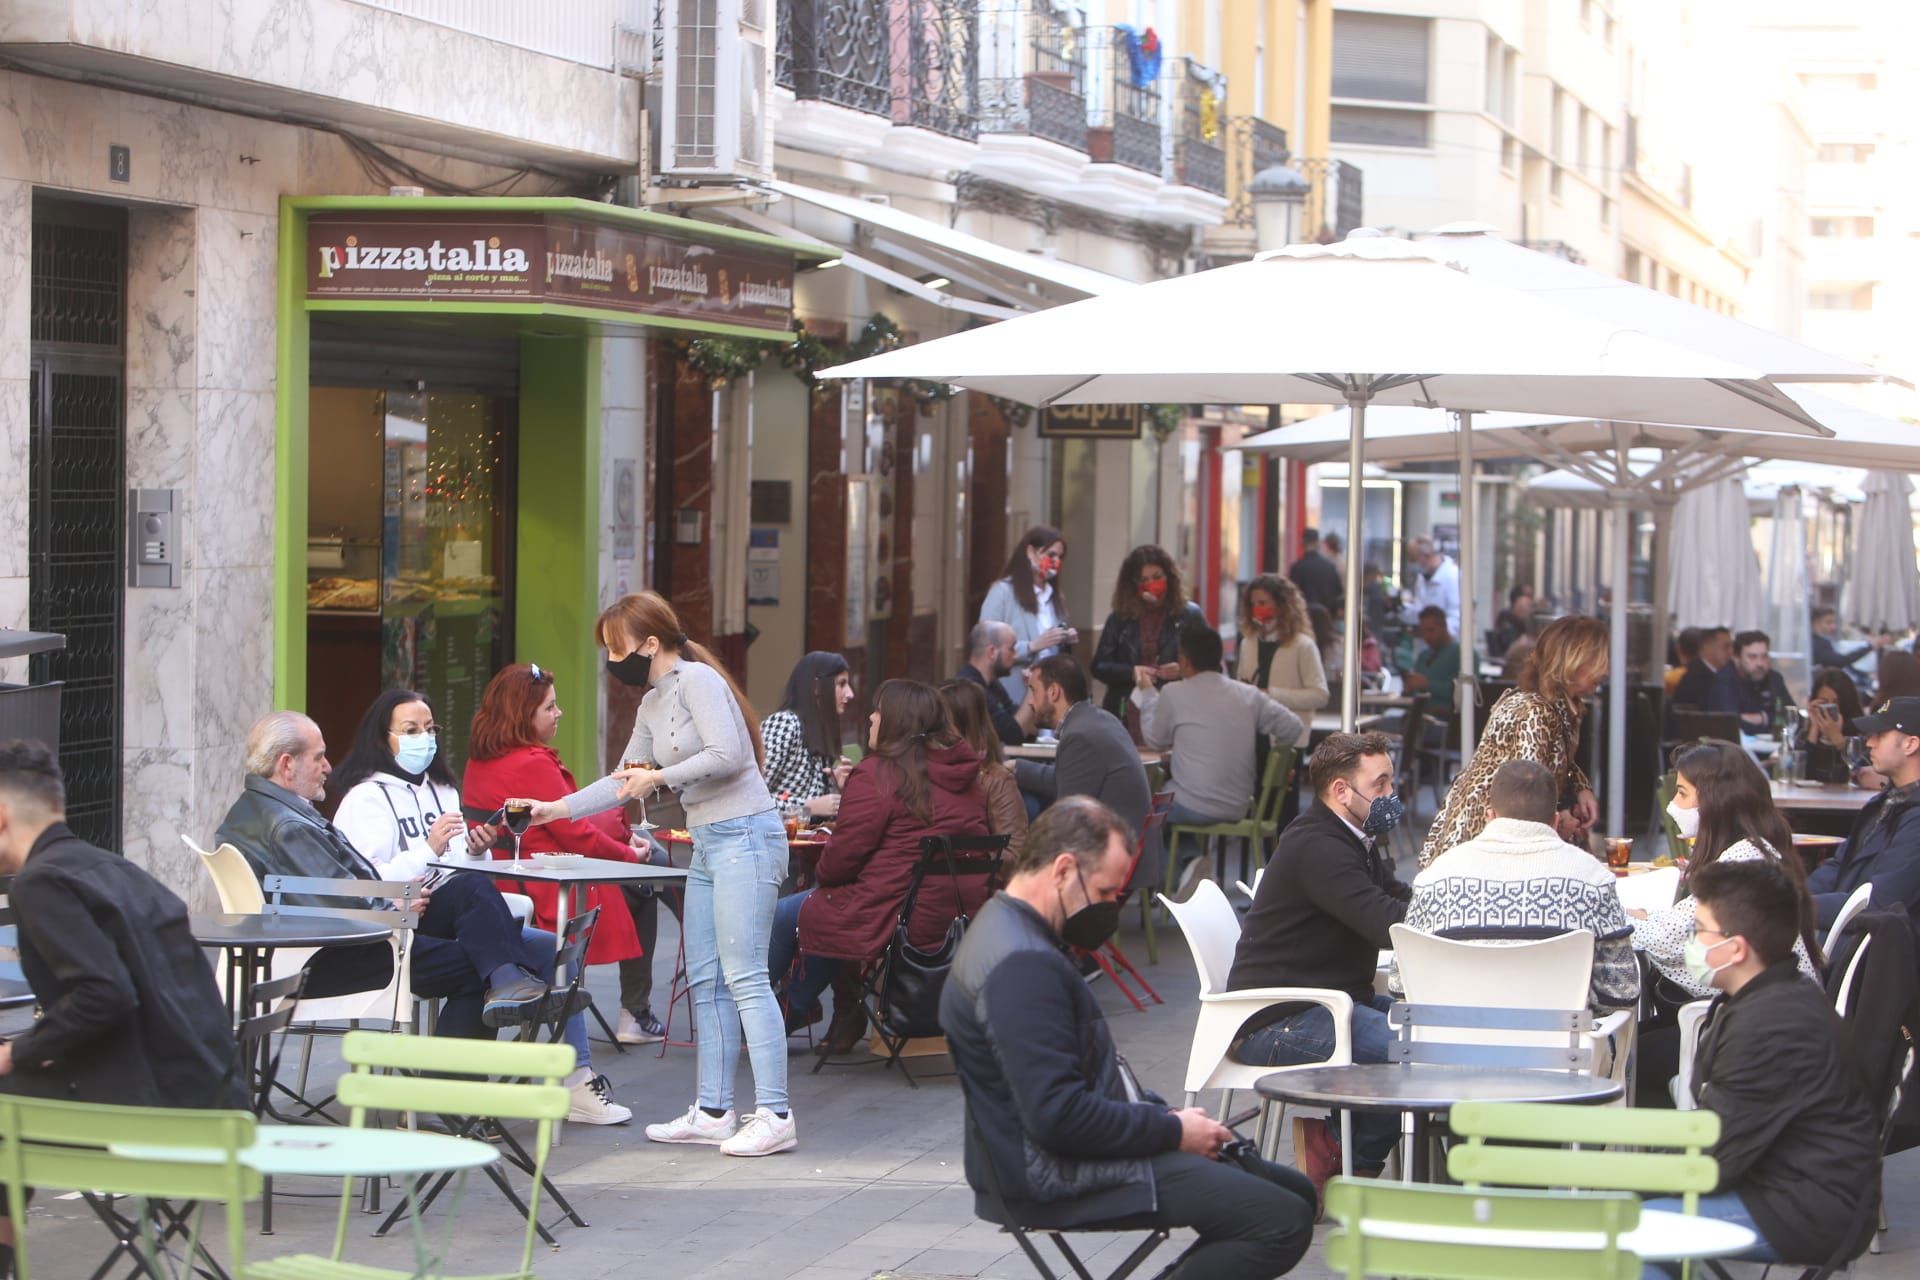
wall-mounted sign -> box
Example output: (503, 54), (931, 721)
(1036, 403), (1143, 440)
(307, 210), (795, 332)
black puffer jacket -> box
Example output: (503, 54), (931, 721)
(939, 894), (1181, 1228)
(1091, 602), (1206, 718)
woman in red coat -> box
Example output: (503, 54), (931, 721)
(767, 679), (991, 1053)
(463, 664), (665, 1044)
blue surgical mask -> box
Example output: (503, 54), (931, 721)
(393, 733), (437, 775)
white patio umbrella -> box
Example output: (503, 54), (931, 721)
(819, 234), (1830, 757)
(1846, 471), (1920, 633)
(1663, 476), (1766, 634)
(1766, 486), (1813, 702)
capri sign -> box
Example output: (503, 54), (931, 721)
(1036, 404), (1144, 440)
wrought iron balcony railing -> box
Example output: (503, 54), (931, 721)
(1165, 56), (1226, 195)
(1300, 156), (1365, 240)
(978, 2), (1089, 153)
(777, 1), (980, 141)
(1084, 25), (1162, 174)
(1224, 116), (1290, 226)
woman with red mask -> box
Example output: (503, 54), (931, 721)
(1090, 544), (1206, 728)
(978, 525), (1077, 708)
(1234, 574), (1327, 748)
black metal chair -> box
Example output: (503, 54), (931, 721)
(966, 1108), (1170, 1280)
(814, 833), (1010, 1087)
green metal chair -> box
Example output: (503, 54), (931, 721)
(1154, 742), (1295, 963)
(1323, 1178), (1642, 1280)
(1656, 770), (1690, 862)
(0, 1095), (260, 1280)
(1448, 1101), (1721, 1214)
(250, 1031), (574, 1280)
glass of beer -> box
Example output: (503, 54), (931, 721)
(503, 799), (534, 836)
(1606, 836), (1634, 870)
(784, 804), (801, 841)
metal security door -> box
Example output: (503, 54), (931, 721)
(28, 203), (126, 848)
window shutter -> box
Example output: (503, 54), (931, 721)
(1332, 12), (1430, 103)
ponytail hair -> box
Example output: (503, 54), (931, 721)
(596, 591), (765, 770)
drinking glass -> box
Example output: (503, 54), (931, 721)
(1606, 836), (1634, 869)
(623, 759), (658, 831)
(503, 800), (533, 858)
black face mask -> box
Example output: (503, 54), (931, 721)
(1057, 868), (1122, 951)
(607, 652), (653, 687)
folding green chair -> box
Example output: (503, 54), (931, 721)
(1155, 742), (1295, 962)
(0, 1095), (259, 1280)
(1323, 1177), (1641, 1279)
(251, 1031), (573, 1280)
(1448, 1100), (1721, 1214)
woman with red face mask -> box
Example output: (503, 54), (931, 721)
(1090, 545), (1207, 728)
(1234, 574), (1328, 748)
(978, 525), (1077, 708)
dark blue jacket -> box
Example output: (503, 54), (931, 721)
(1808, 782), (1920, 935)
(1708, 665), (1795, 727)
(940, 894), (1180, 1228)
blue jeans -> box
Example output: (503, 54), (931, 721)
(1238, 993), (1399, 1170)
(767, 889), (839, 1018)
(1640, 1192), (1775, 1278)
(685, 809), (789, 1113)
(521, 927), (590, 1072)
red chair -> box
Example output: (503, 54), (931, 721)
(1081, 790), (1174, 1012)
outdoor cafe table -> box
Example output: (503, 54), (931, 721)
(1771, 779), (1879, 815)
(1309, 711), (1391, 736)
(1004, 743), (1165, 767)
(426, 857), (687, 941)
(189, 912), (393, 1027)
(1255, 1064), (1623, 1183)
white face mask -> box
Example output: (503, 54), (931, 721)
(1667, 798), (1700, 840)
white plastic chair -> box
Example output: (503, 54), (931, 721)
(1159, 880), (1355, 1163)
(1613, 866), (1683, 917)
(1824, 881), (1873, 952)
(1671, 999), (1714, 1110)
(1389, 925), (1635, 1097)
(1233, 866), (1265, 900)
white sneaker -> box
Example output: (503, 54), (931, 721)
(617, 1009), (665, 1045)
(566, 1073), (632, 1126)
(719, 1107), (797, 1158)
(644, 1104), (738, 1145)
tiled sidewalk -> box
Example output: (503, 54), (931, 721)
(10, 903), (1915, 1279)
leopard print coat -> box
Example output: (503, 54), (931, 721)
(1419, 689), (1591, 866)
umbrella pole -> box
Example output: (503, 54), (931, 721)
(1608, 490), (1631, 839)
(1454, 411), (1478, 759)
(1343, 388), (1368, 731)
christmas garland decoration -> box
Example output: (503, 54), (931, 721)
(1115, 25), (1163, 89)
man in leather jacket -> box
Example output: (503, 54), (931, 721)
(940, 796), (1316, 1279)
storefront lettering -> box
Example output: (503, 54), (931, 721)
(547, 248), (616, 284)
(316, 238), (531, 278)
(648, 263), (709, 294)
(1036, 403), (1144, 439)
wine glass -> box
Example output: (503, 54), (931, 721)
(503, 800), (533, 859)
(623, 758), (658, 832)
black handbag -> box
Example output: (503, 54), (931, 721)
(874, 845), (970, 1039)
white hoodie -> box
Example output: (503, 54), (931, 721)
(333, 770), (470, 882)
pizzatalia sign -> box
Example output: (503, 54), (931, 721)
(307, 210), (794, 333)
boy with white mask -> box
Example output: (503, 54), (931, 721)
(1638, 859), (1878, 1272)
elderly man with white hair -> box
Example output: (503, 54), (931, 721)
(215, 711), (634, 1123)
(1406, 535), (1461, 641)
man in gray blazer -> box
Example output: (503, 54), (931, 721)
(1013, 655), (1151, 843)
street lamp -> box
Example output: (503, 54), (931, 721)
(1250, 164), (1312, 253)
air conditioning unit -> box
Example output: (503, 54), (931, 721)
(660, 0), (774, 181)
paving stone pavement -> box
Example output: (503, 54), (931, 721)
(9, 890), (1916, 1279)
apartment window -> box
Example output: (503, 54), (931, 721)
(1604, 16), (1615, 48)
(1485, 36), (1503, 117)
(1501, 134), (1518, 174)
(1581, 0), (1593, 30)
(1810, 285), (1874, 310)
(1551, 165), (1563, 200)
(1551, 88), (1566, 161)
(1601, 196), (1614, 226)
(1578, 107), (1592, 175)
(1623, 248), (1642, 284)
(1602, 124), (1615, 180)
(1812, 216), (1875, 238)
(1331, 11), (1432, 147)
(1816, 142), (1876, 163)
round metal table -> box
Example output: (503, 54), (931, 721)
(114, 1124), (497, 1178)
(1256, 1064), (1624, 1182)
(1622, 1208), (1760, 1264)
(190, 913), (394, 1024)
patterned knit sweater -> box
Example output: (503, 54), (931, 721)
(1396, 818), (1640, 1009)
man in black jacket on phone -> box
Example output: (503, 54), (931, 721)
(941, 797), (1315, 1279)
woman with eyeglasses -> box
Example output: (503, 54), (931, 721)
(462, 663), (667, 1048)
(515, 592), (794, 1158)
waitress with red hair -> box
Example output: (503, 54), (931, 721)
(462, 663), (657, 1045)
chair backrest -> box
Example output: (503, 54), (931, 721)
(1613, 867), (1682, 916)
(900, 834), (1012, 925)
(235, 968), (306, 1116)
(1448, 1101), (1720, 1213)
(0, 1096), (260, 1280)
(334, 1030), (572, 1274)
(1390, 925), (1598, 1068)
(263, 874), (423, 928)
(1123, 791), (1176, 902)
(1323, 1178), (1640, 1280)
(1826, 881), (1874, 953)
(1159, 879), (1242, 996)
(1394, 694), (1430, 773)
(1251, 742), (1296, 825)
(1654, 772), (1688, 862)
(185, 834), (266, 913)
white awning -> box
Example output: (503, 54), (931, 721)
(765, 179), (1134, 302)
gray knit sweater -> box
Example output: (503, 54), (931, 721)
(563, 659), (773, 828)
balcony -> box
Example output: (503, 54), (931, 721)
(1085, 26), (1163, 176)
(1224, 117), (1291, 227)
(1165, 58), (1227, 197)
(978, 4), (1089, 153)
(777, 0), (981, 165)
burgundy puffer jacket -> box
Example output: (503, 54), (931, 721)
(798, 741), (992, 961)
